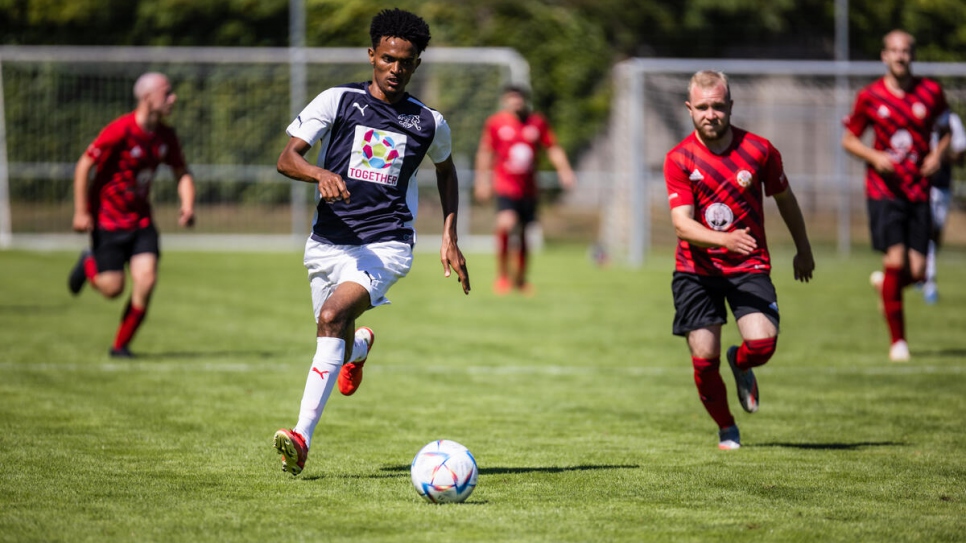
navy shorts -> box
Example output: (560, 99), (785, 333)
(92, 224), (160, 272)
(671, 271), (780, 337)
(866, 198), (930, 254)
(496, 196), (537, 225)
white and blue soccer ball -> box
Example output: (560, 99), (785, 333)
(410, 439), (478, 504)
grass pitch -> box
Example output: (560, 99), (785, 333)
(1, 244), (964, 542)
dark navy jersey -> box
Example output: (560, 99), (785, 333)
(287, 82), (453, 246)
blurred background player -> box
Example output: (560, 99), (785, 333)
(664, 70), (814, 450)
(922, 111), (965, 304)
(473, 85), (576, 295)
(68, 72), (196, 358)
(272, 8), (471, 477)
(842, 30), (950, 361)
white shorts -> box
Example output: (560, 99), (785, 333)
(930, 186), (951, 230)
(303, 238), (413, 321)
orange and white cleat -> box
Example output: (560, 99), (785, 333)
(338, 327), (374, 396)
(273, 429), (308, 476)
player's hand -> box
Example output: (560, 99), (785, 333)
(723, 227), (756, 255)
(179, 207), (195, 228)
(72, 212), (93, 233)
(317, 171), (350, 204)
(920, 150), (942, 178)
(870, 151), (895, 175)
(792, 251), (814, 283)
(473, 182), (491, 204)
(441, 239), (471, 295)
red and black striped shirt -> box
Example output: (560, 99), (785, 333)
(85, 112), (187, 231)
(843, 77), (948, 203)
(664, 127), (789, 276)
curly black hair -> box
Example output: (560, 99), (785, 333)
(369, 8), (431, 54)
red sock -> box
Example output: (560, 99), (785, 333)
(516, 232), (529, 287)
(113, 301), (147, 350)
(692, 357), (735, 430)
(496, 230), (509, 279)
(736, 337), (778, 370)
(83, 255), (98, 282)
(882, 266), (905, 343)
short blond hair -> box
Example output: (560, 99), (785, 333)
(133, 72), (168, 101)
(688, 70), (730, 101)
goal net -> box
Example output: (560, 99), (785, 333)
(602, 58), (966, 266)
(0, 46), (529, 251)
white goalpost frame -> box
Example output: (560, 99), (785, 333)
(606, 58), (966, 267)
(0, 45), (530, 250)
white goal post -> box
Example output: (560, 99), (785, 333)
(0, 45), (530, 251)
(603, 58), (966, 266)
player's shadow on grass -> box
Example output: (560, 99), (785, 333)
(756, 441), (903, 450)
(376, 464), (639, 477)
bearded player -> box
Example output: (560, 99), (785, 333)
(664, 70), (814, 450)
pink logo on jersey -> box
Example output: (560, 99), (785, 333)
(361, 129), (400, 169)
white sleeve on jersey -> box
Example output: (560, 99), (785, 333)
(426, 110), (453, 164)
(285, 87), (349, 146)
(950, 112), (966, 154)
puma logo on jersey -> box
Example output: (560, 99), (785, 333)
(353, 103), (369, 116)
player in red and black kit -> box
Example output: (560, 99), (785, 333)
(474, 85), (576, 295)
(68, 72), (196, 358)
(842, 30), (950, 362)
(664, 70), (814, 450)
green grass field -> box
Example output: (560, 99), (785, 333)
(1, 244), (964, 542)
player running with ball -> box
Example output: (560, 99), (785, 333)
(664, 70), (814, 450)
(271, 8), (470, 476)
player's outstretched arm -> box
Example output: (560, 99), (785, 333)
(546, 145), (576, 190)
(174, 166), (196, 228)
(72, 153), (96, 233)
(436, 155), (470, 294)
(842, 130), (894, 175)
(473, 133), (494, 203)
(277, 137), (350, 204)
(670, 205), (756, 255)
(773, 187), (814, 283)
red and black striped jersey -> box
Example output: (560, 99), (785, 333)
(85, 112), (187, 231)
(843, 77), (948, 202)
(664, 127), (789, 276)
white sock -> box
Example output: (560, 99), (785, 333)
(348, 331), (369, 363)
(293, 337), (345, 449)
(925, 240), (937, 286)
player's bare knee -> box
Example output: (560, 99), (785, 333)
(316, 307), (348, 336)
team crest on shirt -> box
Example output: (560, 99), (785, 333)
(888, 129), (914, 163)
(912, 102), (927, 119)
(877, 105), (890, 119)
(704, 203), (734, 231)
(736, 170), (753, 188)
(349, 126), (406, 186)
(397, 114), (421, 131)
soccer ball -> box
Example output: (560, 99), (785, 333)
(410, 440), (478, 504)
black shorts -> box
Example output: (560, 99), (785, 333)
(496, 196), (537, 225)
(91, 224), (160, 272)
(866, 199), (930, 254)
(671, 271), (780, 337)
